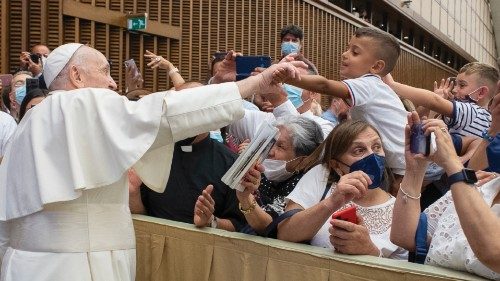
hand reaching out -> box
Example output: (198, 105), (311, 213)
(211, 50), (242, 84)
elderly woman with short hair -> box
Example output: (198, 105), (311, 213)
(194, 115), (324, 234)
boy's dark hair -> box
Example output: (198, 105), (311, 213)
(280, 25), (303, 41)
(354, 27), (400, 75)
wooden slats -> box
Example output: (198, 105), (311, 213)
(2, 0), (466, 100)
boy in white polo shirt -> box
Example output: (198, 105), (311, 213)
(275, 26), (407, 177)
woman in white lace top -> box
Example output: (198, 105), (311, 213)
(391, 112), (500, 280)
(277, 120), (407, 259)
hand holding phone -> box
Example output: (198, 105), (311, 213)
(332, 206), (357, 224)
(26, 78), (40, 94)
(410, 123), (431, 156)
(124, 59), (140, 79)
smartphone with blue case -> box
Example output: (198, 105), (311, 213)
(235, 56), (272, 81)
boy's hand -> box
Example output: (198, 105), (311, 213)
(258, 61), (307, 92)
(434, 78), (454, 100)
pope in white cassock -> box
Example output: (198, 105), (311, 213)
(0, 43), (305, 281)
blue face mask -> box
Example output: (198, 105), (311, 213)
(341, 153), (386, 189)
(283, 84), (303, 108)
(15, 85), (27, 105)
(281, 41), (301, 56)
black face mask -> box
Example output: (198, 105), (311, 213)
(177, 136), (197, 147)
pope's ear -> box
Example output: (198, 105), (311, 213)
(68, 65), (85, 88)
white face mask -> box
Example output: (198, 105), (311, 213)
(262, 158), (294, 182)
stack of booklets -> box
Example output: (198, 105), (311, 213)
(222, 121), (280, 192)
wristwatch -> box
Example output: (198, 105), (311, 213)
(482, 129), (494, 142)
(447, 168), (478, 186)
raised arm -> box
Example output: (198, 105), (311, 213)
(390, 112), (429, 250)
(235, 164), (274, 233)
(237, 61), (307, 100)
(468, 94), (500, 170)
(430, 123), (500, 272)
(383, 74), (454, 117)
(271, 63), (349, 100)
(145, 50), (185, 88)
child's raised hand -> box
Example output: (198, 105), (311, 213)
(434, 78), (454, 100)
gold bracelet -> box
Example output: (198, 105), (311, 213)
(399, 183), (421, 203)
(239, 200), (257, 215)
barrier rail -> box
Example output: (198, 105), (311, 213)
(133, 215), (486, 281)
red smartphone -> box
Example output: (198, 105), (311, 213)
(332, 206), (357, 224)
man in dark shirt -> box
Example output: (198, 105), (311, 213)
(137, 133), (245, 231)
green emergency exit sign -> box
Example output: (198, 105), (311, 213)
(127, 13), (148, 30)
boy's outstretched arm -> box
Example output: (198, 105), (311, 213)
(289, 75), (350, 100)
(272, 67), (350, 100)
(383, 74), (454, 117)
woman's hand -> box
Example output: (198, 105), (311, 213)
(238, 139), (250, 154)
(475, 170), (498, 187)
(425, 122), (463, 175)
(404, 112), (430, 174)
(329, 171), (370, 208)
(144, 50), (174, 70)
(194, 185), (216, 227)
(329, 214), (380, 256)
(236, 162), (264, 204)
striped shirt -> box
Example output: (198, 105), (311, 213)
(444, 101), (491, 137)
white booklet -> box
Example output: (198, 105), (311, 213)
(222, 121), (280, 192)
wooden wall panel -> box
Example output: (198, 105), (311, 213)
(1, 0), (457, 101)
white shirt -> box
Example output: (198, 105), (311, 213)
(0, 83), (244, 281)
(286, 164), (408, 259)
(0, 112), (16, 157)
(228, 100), (334, 142)
(444, 100), (491, 138)
(424, 177), (500, 280)
(343, 74), (407, 175)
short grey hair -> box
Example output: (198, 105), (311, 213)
(273, 116), (324, 156)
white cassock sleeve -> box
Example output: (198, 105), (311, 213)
(0, 83), (243, 220)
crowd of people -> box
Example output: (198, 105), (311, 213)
(0, 24), (498, 281)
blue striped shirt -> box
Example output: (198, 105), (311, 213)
(444, 101), (491, 137)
